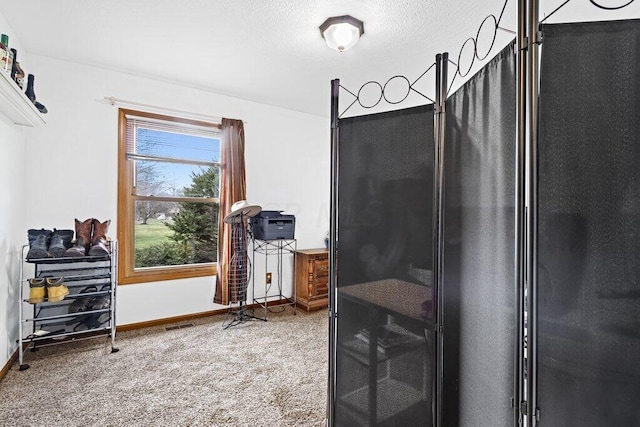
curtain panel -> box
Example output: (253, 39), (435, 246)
(214, 118), (247, 305)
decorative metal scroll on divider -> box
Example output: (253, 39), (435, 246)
(445, 0), (515, 96)
(446, 0), (638, 98)
(338, 0), (519, 117)
(540, 0), (636, 24)
(338, 63), (437, 118)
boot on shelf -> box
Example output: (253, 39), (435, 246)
(28, 278), (46, 304)
(10, 48), (17, 81)
(45, 277), (69, 302)
(10, 48), (25, 88)
(88, 219), (111, 256)
(24, 74), (47, 114)
(14, 61), (25, 89)
(64, 218), (92, 257)
(67, 285), (97, 316)
(48, 229), (74, 258)
(26, 229), (52, 259)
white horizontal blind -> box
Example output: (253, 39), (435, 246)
(124, 113), (221, 199)
(125, 114), (220, 166)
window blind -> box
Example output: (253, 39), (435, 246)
(125, 114), (220, 166)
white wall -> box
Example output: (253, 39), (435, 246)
(0, 15), (31, 370)
(23, 54), (329, 326)
(0, 119), (28, 370)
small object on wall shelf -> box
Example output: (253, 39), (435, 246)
(295, 248), (329, 312)
(0, 66), (46, 127)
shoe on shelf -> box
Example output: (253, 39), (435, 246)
(28, 278), (46, 304)
(64, 218), (92, 257)
(91, 285), (112, 328)
(82, 312), (111, 330)
(34, 101), (47, 114)
(88, 219), (111, 256)
(45, 277), (69, 302)
(26, 229), (52, 259)
(48, 229), (74, 258)
(89, 285), (111, 310)
(67, 286), (97, 316)
(24, 74), (48, 114)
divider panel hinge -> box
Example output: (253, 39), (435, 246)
(520, 400), (528, 415)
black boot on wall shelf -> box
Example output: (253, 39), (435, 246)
(10, 48), (25, 88)
(10, 48), (18, 81)
(14, 63), (25, 88)
(24, 74), (48, 114)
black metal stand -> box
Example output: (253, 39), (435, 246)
(222, 214), (262, 329)
(222, 300), (263, 329)
(251, 238), (297, 321)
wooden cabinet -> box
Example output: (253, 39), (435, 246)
(295, 248), (329, 311)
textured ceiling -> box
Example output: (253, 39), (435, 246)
(1, 0), (639, 117)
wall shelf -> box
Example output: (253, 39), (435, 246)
(0, 70), (46, 127)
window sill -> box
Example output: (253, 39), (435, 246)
(118, 263), (217, 285)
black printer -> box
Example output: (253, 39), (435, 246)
(250, 210), (296, 240)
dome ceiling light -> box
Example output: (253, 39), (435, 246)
(319, 15), (365, 52)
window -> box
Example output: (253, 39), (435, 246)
(117, 109), (221, 284)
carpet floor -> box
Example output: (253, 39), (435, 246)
(0, 307), (328, 427)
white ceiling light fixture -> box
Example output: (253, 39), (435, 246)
(319, 15), (365, 52)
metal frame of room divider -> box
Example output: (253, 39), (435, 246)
(327, 3), (513, 423)
(326, 5), (512, 426)
(433, 52), (448, 427)
(326, 56), (452, 427)
(519, 0), (538, 424)
(518, 1), (638, 425)
(515, 1), (527, 426)
(327, 0), (638, 425)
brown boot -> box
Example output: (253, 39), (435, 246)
(89, 219), (111, 256)
(64, 218), (92, 257)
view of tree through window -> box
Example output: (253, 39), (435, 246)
(118, 109), (222, 284)
(128, 117), (220, 269)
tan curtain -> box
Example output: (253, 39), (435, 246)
(214, 118), (246, 305)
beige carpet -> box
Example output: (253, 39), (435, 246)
(0, 307), (328, 427)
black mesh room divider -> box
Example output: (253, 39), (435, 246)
(442, 42), (517, 427)
(537, 20), (640, 426)
(335, 105), (435, 426)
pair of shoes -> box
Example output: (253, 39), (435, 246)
(64, 218), (111, 257)
(24, 74), (47, 114)
(67, 285), (97, 315)
(26, 229), (74, 259)
(66, 285), (111, 330)
(28, 277), (69, 304)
